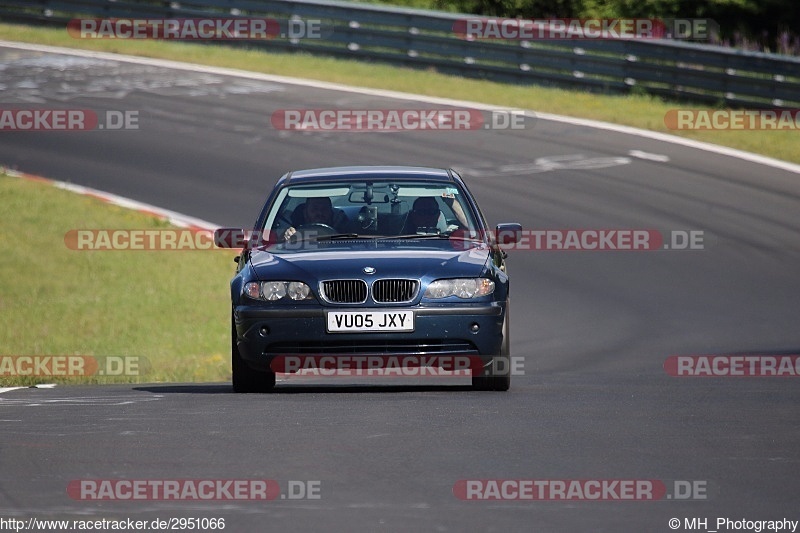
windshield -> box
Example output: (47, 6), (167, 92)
(259, 179), (481, 249)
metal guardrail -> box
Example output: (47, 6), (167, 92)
(3, 0), (799, 108)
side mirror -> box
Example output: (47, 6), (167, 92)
(214, 228), (248, 249)
(214, 228), (276, 249)
(495, 223), (522, 245)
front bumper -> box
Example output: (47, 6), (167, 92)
(234, 302), (506, 372)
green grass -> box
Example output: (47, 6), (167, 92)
(1, 22), (797, 165)
(0, 173), (233, 386)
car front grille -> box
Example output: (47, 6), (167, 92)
(320, 280), (368, 304)
(372, 279), (419, 303)
(320, 279), (420, 304)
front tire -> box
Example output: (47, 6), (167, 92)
(231, 315), (276, 393)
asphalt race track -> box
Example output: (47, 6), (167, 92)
(1, 43), (799, 531)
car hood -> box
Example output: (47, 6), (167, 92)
(248, 242), (491, 281)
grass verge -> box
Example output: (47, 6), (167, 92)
(0, 173), (232, 386)
(0, 22), (797, 166)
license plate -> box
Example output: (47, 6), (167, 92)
(326, 310), (414, 332)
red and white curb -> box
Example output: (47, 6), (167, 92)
(2, 167), (219, 231)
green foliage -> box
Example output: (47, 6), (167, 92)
(361, 0), (799, 53)
(432, 0), (584, 17)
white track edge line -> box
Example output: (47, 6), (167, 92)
(2, 39), (799, 176)
(3, 168), (220, 230)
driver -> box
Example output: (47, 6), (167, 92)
(408, 197), (441, 232)
(283, 197), (336, 241)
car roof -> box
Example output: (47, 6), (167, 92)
(280, 166), (456, 185)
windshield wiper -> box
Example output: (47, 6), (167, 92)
(315, 233), (371, 241)
(312, 233), (484, 243)
(377, 233), (444, 240)
(377, 233), (483, 241)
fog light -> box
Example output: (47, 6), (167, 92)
(259, 326), (270, 337)
(470, 323), (480, 333)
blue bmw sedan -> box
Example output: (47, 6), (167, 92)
(229, 166), (521, 392)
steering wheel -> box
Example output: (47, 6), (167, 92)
(287, 223), (338, 243)
(298, 223), (337, 234)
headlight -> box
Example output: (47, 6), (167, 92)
(244, 281), (312, 301)
(424, 278), (495, 299)
(244, 282), (261, 299)
(286, 281), (310, 300)
(262, 281), (287, 301)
